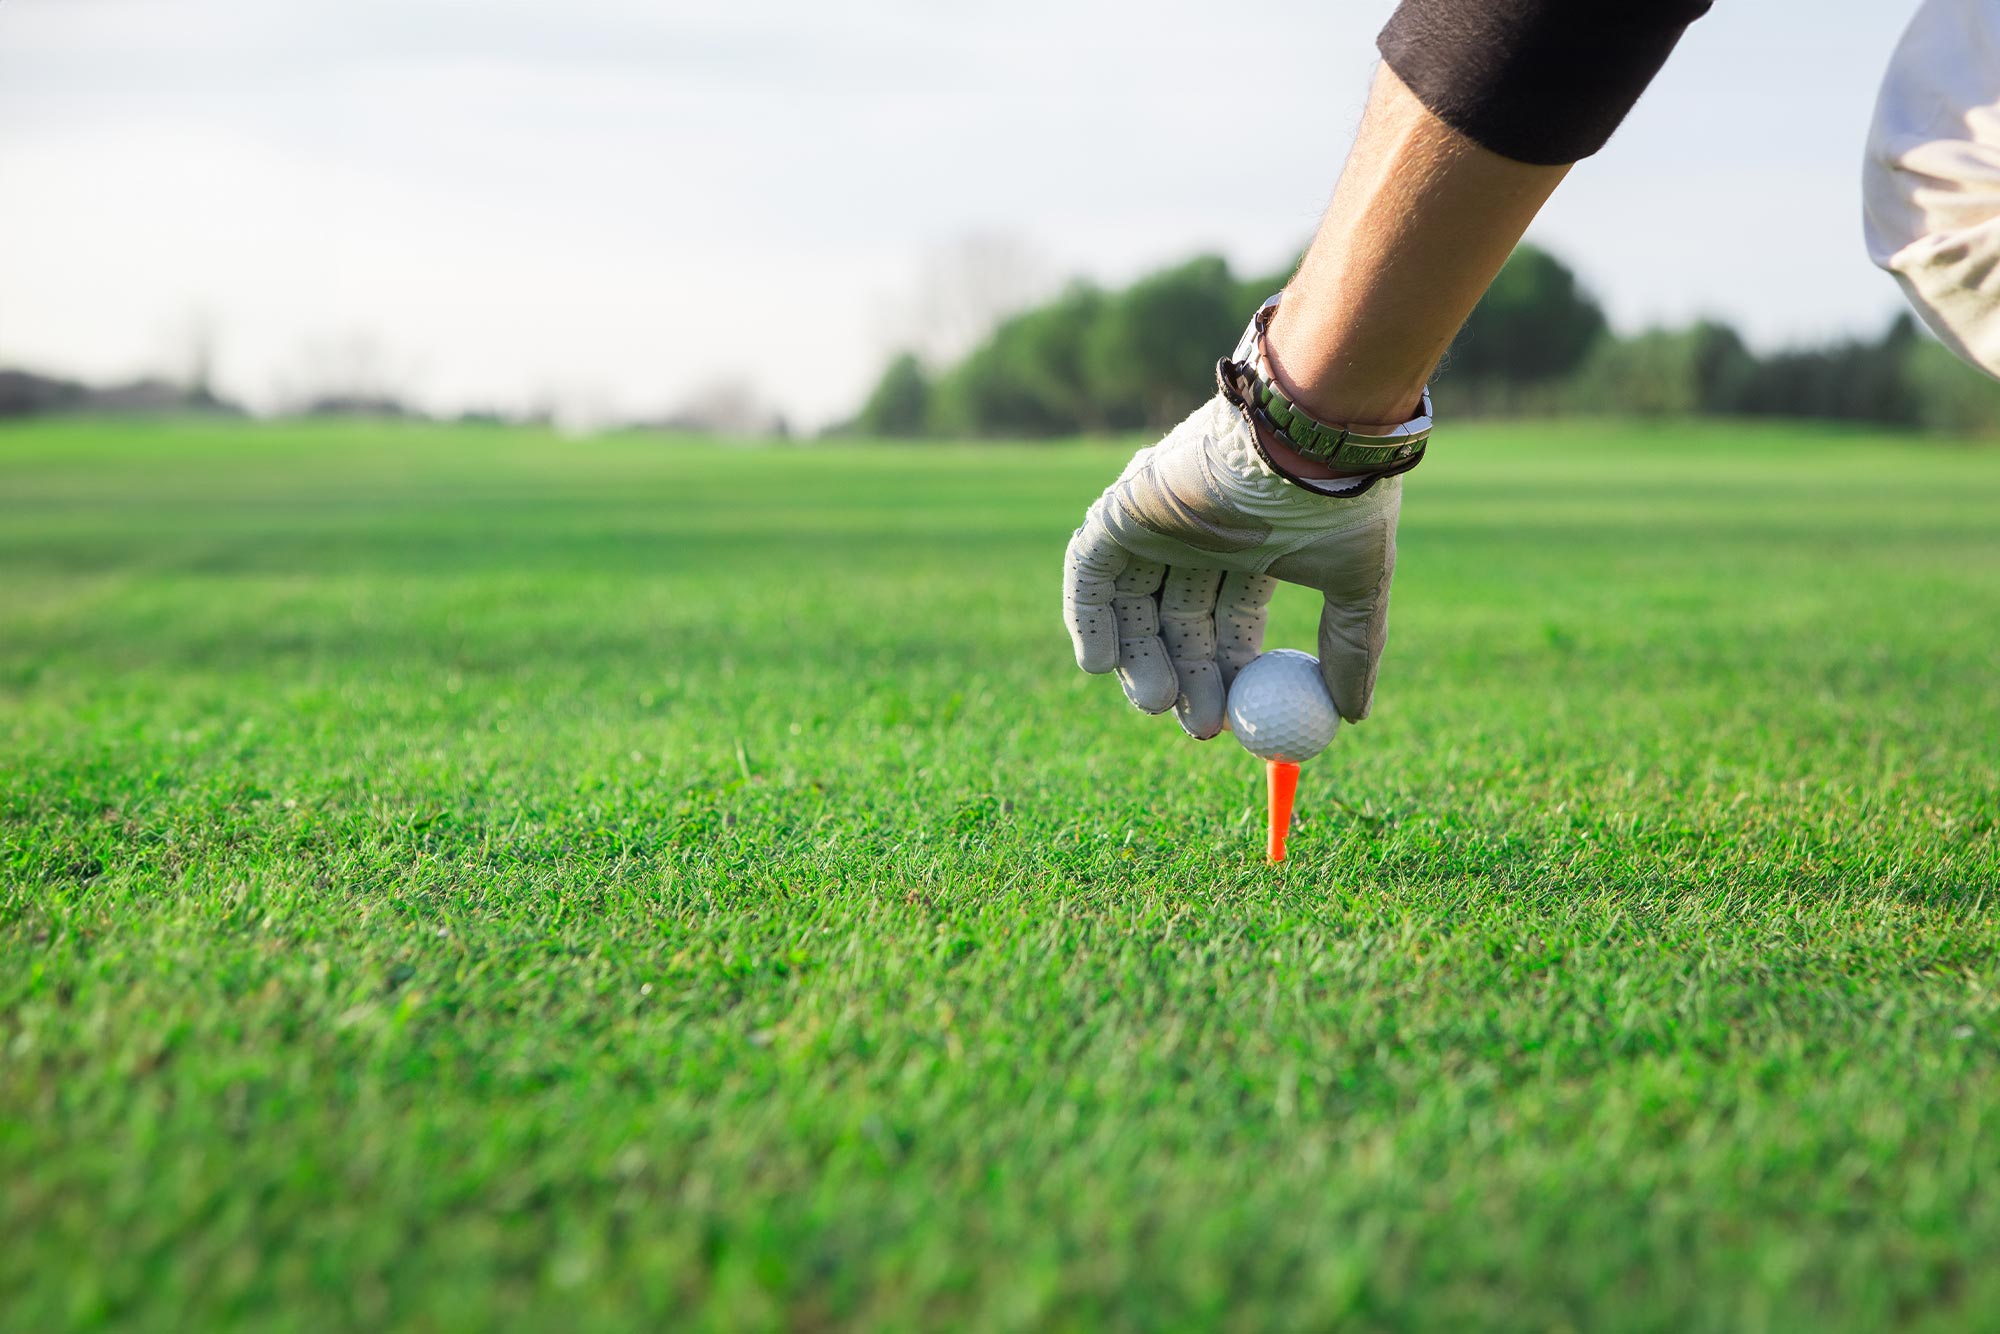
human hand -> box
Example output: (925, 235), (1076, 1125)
(1061, 393), (1402, 737)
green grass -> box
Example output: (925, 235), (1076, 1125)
(5, 413), (2000, 1331)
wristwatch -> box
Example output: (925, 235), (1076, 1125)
(1217, 293), (1432, 481)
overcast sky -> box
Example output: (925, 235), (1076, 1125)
(1, 0), (1924, 426)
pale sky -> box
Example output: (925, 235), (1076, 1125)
(0, 0), (1923, 427)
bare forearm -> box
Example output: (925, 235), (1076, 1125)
(1259, 0), (1709, 450)
(1266, 64), (1568, 434)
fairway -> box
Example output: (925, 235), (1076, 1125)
(7, 415), (2000, 1329)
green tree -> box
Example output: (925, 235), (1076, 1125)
(1084, 255), (1241, 430)
(864, 250), (1283, 438)
(1901, 328), (2000, 435)
(851, 240), (2000, 438)
(1569, 321), (1756, 417)
(929, 283), (1110, 437)
(855, 352), (931, 437)
(1448, 245), (1608, 391)
(1740, 314), (1921, 425)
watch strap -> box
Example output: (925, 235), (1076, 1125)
(1217, 294), (1432, 473)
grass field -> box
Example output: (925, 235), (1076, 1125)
(5, 413), (2000, 1330)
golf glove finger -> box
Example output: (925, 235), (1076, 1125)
(1063, 393), (1400, 737)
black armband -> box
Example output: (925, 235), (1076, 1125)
(1379, 0), (1713, 166)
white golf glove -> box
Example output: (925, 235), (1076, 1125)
(1062, 392), (1402, 738)
(1864, 0), (2000, 378)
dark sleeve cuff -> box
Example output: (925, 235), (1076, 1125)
(1378, 0), (1713, 166)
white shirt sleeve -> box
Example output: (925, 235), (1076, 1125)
(1863, 0), (2000, 379)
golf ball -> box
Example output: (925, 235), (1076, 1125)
(1226, 649), (1340, 762)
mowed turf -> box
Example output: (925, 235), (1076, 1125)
(5, 413), (2000, 1331)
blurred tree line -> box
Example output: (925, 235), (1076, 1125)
(849, 245), (2000, 438)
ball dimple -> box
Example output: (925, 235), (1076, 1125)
(1225, 649), (1339, 762)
